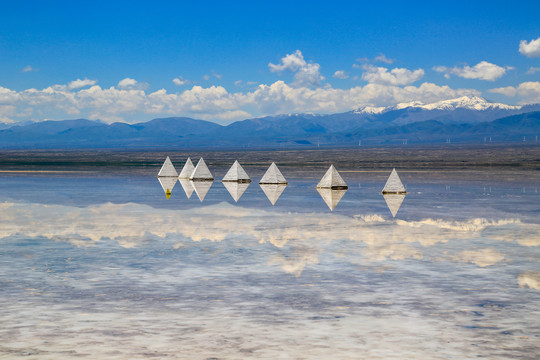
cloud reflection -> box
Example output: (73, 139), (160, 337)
(0, 201), (537, 275)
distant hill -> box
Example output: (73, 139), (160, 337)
(0, 96), (539, 149)
(0, 117), (221, 148)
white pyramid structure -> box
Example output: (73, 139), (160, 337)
(190, 158), (214, 181)
(382, 168), (406, 194)
(222, 160), (251, 183)
(179, 179), (194, 199)
(157, 177), (177, 199)
(260, 183), (287, 205)
(316, 165), (348, 189)
(383, 193), (406, 218)
(223, 181), (250, 202)
(191, 180), (213, 202)
(317, 188), (347, 211)
(157, 156), (178, 177)
(259, 162), (287, 184)
(178, 157), (195, 179)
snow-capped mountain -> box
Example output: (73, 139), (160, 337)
(350, 96), (538, 127)
(355, 96), (523, 115)
(0, 96), (539, 148)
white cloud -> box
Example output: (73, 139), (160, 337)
(526, 67), (540, 75)
(22, 65), (38, 72)
(0, 77), (483, 124)
(434, 61), (511, 81)
(488, 86), (517, 97)
(293, 63), (325, 87)
(269, 50), (324, 87)
(374, 53), (394, 64)
(361, 65), (424, 85)
(117, 78), (138, 89)
(489, 81), (540, 104)
(333, 70), (349, 79)
(269, 50), (307, 72)
(519, 37), (540, 58)
(172, 76), (188, 86)
(68, 78), (97, 90)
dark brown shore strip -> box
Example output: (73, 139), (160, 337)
(0, 144), (539, 172)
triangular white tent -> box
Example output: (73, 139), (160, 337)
(157, 177), (177, 199)
(383, 193), (406, 218)
(316, 165), (348, 189)
(190, 158), (214, 181)
(259, 162), (287, 184)
(178, 157), (195, 179)
(157, 156), (178, 177)
(222, 160), (251, 183)
(223, 181), (250, 202)
(179, 179), (194, 199)
(382, 168), (406, 194)
(191, 180), (213, 202)
(260, 183), (287, 205)
(316, 188), (347, 211)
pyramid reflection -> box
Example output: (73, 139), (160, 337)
(259, 183), (287, 205)
(157, 177), (178, 199)
(316, 188), (347, 211)
(191, 180), (213, 202)
(223, 181), (250, 202)
(383, 193), (406, 217)
(179, 179), (194, 199)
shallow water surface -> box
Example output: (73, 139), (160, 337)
(0, 167), (539, 359)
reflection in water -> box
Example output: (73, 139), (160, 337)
(317, 187), (347, 211)
(157, 177), (178, 199)
(222, 181), (250, 202)
(383, 193), (406, 217)
(2, 172), (540, 359)
(259, 183), (287, 205)
(191, 180), (213, 202)
(179, 178), (195, 199)
(518, 271), (540, 290)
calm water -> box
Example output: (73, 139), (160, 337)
(0, 166), (539, 359)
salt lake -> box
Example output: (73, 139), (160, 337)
(0, 163), (539, 359)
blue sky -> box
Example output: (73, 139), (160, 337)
(0, 0), (539, 124)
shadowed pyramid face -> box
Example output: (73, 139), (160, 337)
(382, 168), (406, 194)
(191, 180), (213, 202)
(157, 177), (178, 199)
(316, 164), (347, 189)
(383, 193), (406, 217)
(190, 158), (214, 181)
(259, 163), (287, 184)
(222, 160), (251, 182)
(316, 187), (347, 211)
(222, 181), (250, 202)
(178, 157), (195, 179)
(157, 156), (178, 177)
(259, 183), (287, 205)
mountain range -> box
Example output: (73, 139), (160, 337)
(1, 96), (539, 149)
